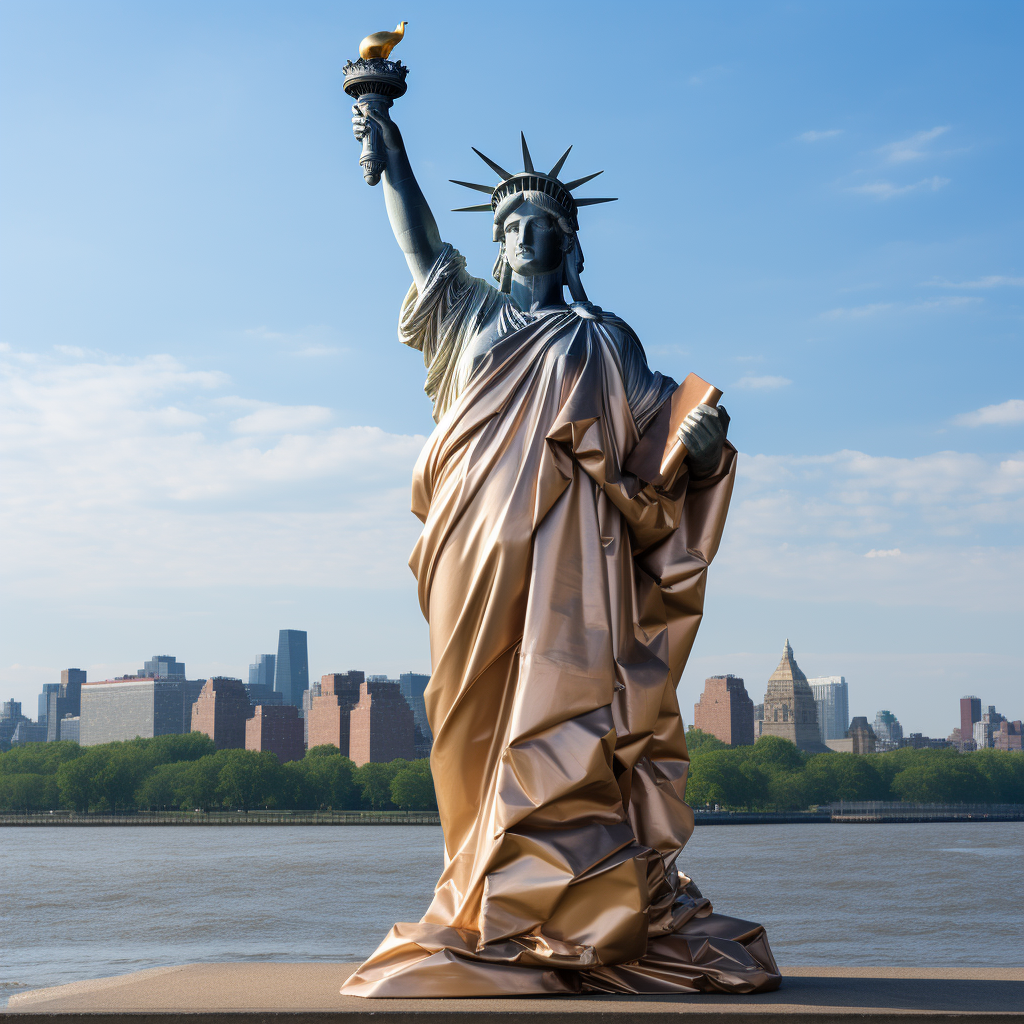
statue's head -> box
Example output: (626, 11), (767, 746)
(496, 197), (575, 278)
(451, 134), (616, 297)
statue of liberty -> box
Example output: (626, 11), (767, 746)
(340, 93), (780, 998)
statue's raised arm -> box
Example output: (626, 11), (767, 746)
(351, 104), (442, 290)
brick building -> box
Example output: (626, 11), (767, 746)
(959, 695), (981, 751)
(307, 671), (364, 755)
(693, 675), (755, 746)
(994, 720), (1023, 751)
(190, 677), (250, 750)
(349, 680), (415, 766)
(246, 704), (305, 763)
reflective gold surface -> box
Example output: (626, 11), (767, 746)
(342, 249), (779, 998)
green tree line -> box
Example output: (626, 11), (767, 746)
(0, 735), (437, 813)
(2, 733), (1021, 813)
(684, 730), (1024, 809)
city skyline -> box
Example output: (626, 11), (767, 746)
(1, 2), (1021, 737)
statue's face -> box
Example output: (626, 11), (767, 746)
(502, 201), (568, 276)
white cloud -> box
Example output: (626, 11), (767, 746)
(848, 176), (949, 199)
(799, 129), (843, 142)
(953, 399), (1024, 428)
(718, 449), (1024, 612)
(0, 348), (427, 594)
(926, 276), (1024, 289)
(822, 296), (979, 319)
(230, 404), (332, 435)
(734, 375), (793, 390)
(878, 126), (949, 163)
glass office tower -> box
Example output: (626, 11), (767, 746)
(275, 630), (309, 709)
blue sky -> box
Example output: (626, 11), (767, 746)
(1, 0), (1021, 737)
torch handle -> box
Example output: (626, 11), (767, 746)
(356, 95), (393, 186)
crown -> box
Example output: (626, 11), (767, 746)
(451, 133), (616, 233)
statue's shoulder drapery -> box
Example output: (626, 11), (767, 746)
(399, 244), (675, 431)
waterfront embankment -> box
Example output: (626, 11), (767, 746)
(2, 802), (1022, 826)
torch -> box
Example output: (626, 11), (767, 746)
(343, 22), (409, 186)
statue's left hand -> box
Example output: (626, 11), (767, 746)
(678, 404), (731, 479)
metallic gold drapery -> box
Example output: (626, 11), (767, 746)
(342, 249), (779, 997)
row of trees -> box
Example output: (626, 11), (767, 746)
(684, 730), (1024, 809)
(1, 733), (1020, 813)
(0, 735), (436, 813)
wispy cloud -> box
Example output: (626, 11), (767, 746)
(799, 129), (843, 142)
(953, 399), (1024, 428)
(230, 404), (333, 435)
(0, 347), (427, 594)
(848, 176), (949, 200)
(925, 276), (1024, 289)
(879, 126), (950, 163)
(717, 449), (1024, 613)
(822, 296), (978, 319)
(734, 375), (792, 390)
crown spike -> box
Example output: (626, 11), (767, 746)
(450, 179), (495, 195)
(574, 197), (617, 206)
(563, 170), (604, 191)
(452, 203), (494, 213)
(520, 132), (535, 173)
(548, 146), (573, 178)
(472, 147), (513, 180)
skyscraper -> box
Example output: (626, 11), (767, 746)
(873, 709), (903, 750)
(47, 670), (85, 742)
(960, 696), (982, 751)
(248, 654), (276, 689)
(275, 630), (309, 709)
(143, 656), (186, 680)
(398, 673), (432, 740)
(37, 683), (61, 734)
(807, 676), (850, 742)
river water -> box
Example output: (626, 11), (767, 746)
(2, 822), (1021, 1004)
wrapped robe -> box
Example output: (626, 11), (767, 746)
(342, 245), (780, 997)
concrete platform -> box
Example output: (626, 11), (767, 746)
(5, 963), (1022, 1023)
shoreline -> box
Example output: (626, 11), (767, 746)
(3, 806), (1022, 826)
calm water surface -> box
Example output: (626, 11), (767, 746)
(2, 822), (1021, 1004)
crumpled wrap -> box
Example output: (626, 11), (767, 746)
(341, 248), (779, 998)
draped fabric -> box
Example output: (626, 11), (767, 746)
(341, 246), (780, 998)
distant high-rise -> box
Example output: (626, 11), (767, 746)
(348, 679), (415, 766)
(2, 700), (23, 721)
(47, 670), (85, 742)
(248, 654), (276, 690)
(807, 677), (849, 742)
(275, 630), (309, 709)
(693, 675), (755, 746)
(959, 696), (981, 751)
(398, 673), (432, 741)
(759, 640), (828, 752)
(80, 677), (185, 746)
(38, 683), (61, 734)
(143, 656), (186, 680)
(873, 710), (903, 751)
(190, 677), (251, 750)
(973, 705), (1005, 750)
